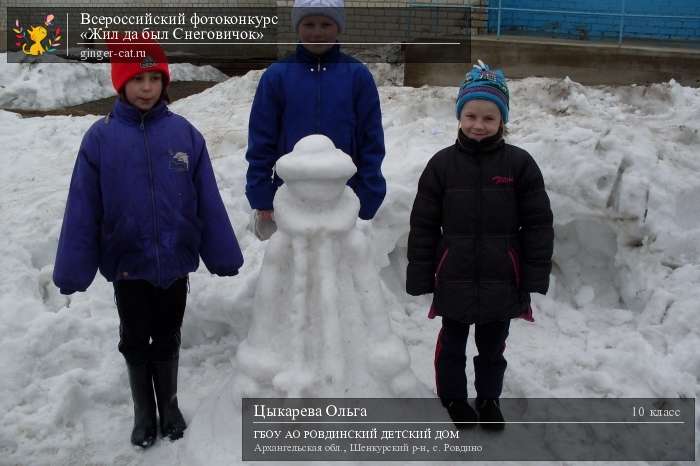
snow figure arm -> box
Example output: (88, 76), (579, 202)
(245, 69), (283, 212)
(192, 133), (244, 276)
(516, 150), (554, 294)
(53, 133), (102, 293)
(406, 158), (444, 296)
(348, 67), (386, 220)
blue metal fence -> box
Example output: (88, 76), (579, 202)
(489, 0), (700, 43)
(408, 0), (700, 44)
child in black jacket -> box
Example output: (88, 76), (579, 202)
(406, 61), (554, 430)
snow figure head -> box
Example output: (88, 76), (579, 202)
(273, 135), (360, 235)
(278, 135), (355, 204)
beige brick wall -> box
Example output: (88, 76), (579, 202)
(2, 0), (489, 52)
(2, 0), (273, 50)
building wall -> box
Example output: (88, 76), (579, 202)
(2, 0), (488, 52)
(6, 1), (698, 53)
(3, 0), (271, 51)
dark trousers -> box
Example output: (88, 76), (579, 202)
(435, 317), (510, 406)
(114, 278), (187, 365)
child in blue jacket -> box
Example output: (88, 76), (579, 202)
(53, 37), (243, 447)
(245, 0), (386, 239)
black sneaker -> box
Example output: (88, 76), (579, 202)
(446, 400), (477, 430)
(476, 399), (505, 431)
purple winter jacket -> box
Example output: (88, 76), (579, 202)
(53, 98), (243, 293)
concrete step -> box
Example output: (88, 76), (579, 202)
(405, 34), (700, 87)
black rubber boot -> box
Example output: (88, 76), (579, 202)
(126, 362), (157, 448)
(152, 357), (187, 441)
(476, 399), (505, 431)
(446, 400), (478, 430)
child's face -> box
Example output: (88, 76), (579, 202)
(124, 71), (163, 112)
(459, 100), (502, 141)
(298, 15), (339, 56)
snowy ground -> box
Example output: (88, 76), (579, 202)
(0, 58), (698, 466)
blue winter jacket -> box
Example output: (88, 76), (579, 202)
(53, 98), (244, 293)
(245, 44), (386, 220)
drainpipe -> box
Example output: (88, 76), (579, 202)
(618, 0), (626, 45)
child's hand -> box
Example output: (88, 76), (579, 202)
(254, 210), (277, 241)
(258, 210), (274, 222)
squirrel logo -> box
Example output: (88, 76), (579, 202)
(24, 25), (48, 55)
(14, 14), (62, 56)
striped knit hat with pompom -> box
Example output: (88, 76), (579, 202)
(456, 60), (509, 123)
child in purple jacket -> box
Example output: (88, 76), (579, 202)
(53, 37), (243, 447)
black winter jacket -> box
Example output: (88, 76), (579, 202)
(406, 130), (554, 324)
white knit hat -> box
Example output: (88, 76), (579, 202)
(292, 0), (346, 33)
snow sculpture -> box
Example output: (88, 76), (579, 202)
(184, 135), (426, 465)
(237, 134), (422, 397)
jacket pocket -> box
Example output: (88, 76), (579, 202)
(434, 248), (449, 286)
(507, 246), (521, 289)
(167, 169), (198, 214)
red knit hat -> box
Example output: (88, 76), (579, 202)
(108, 34), (170, 94)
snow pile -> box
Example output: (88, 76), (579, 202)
(0, 52), (228, 110)
(0, 63), (698, 465)
(0, 52), (401, 111)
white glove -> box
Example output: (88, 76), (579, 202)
(253, 210), (277, 241)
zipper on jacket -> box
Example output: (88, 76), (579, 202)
(316, 58), (321, 132)
(141, 113), (162, 286)
(475, 153), (482, 307)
